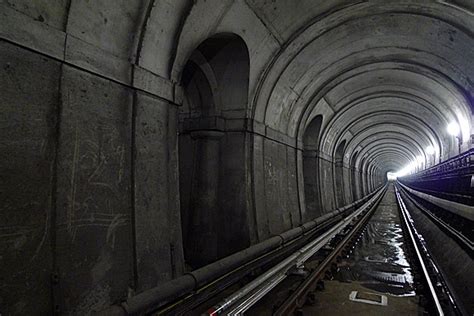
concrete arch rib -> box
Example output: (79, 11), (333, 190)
(356, 139), (420, 175)
(356, 140), (420, 170)
(339, 115), (442, 163)
(320, 100), (448, 161)
(367, 151), (413, 169)
(246, 11), (474, 167)
(253, 2), (474, 121)
(295, 60), (471, 149)
(344, 125), (433, 162)
(365, 150), (414, 171)
(296, 65), (471, 158)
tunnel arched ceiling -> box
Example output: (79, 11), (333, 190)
(13, 0), (472, 178)
(251, 1), (474, 176)
(51, 0), (473, 176)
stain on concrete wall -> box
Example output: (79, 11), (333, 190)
(217, 132), (252, 258)
(303, 153), (322, 220)
(286, 147), (300, 226)
(55, 65), (133, 313)
(256, 137), (302, 239)
(253, 134), (270, 241)
(134, 92), (184, 292)
(320, 158), (336, 213)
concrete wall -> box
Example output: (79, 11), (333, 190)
(0, 40), (59, 315)
(178, 129), (253, 268)
(302, 151), (322, 220)
(217, 132), (254, 254)
(176, 33), (254, 268)
(55, 65), (134, 313)
(133, 93), (184, 292)
(2, 1), (468, 314)
(251, 129), (382, 242)
(0, 37), (184, 316)
(0, 36), (381, 313)
(319, 157), (337, 213)
(253, 135), (301, 241)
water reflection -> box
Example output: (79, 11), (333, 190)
(334, 188), (416, 296)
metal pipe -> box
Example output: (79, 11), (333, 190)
(227, 273), (287, 315)
(206, 188), (385, 315)
(101, 189), (383, 315)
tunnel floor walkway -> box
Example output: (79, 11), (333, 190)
(302, 184), (423, 315)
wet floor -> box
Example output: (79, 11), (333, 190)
(334, 184), (416, 296)
(303, 184), (422, 315)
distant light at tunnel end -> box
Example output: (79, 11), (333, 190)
(387, 172), (397, 181)
(390, 158), (420, 180)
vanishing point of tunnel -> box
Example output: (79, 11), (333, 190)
(0, 1), (473, 315)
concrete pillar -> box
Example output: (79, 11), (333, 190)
(359, 170), (364, 197)
(335, 160), (345, 208)
(187, 130), (224, 268)
(351, 167), (359, 201)
(343, 164), (352, 204)
(303, 150), (322, 219)
(368, 172), (373, 192)
(363, 171), (368, 194)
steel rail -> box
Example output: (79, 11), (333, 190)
(204, 185), (387, 315)
(102, 187), (383, 315)
(399, 186), (473, 253)
(395, 186), (445, 316)
(273, 186), (385, 316)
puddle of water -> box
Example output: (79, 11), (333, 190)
(334, 188), (416, 297)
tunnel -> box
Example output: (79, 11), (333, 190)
(0, 1), (473, 315)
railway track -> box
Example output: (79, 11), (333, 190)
(204, 189), (383, 316)
(157, 183), (469, 316)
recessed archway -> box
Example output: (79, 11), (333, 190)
(302, 115), (323, 219)
(178, 33), (250, 269)
(350, 150), (360, 201)
(334, 140), (347, 208)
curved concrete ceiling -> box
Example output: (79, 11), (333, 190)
(21, 0), (472, 178)
(250, 1), (473, 176)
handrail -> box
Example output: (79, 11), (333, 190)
(402, 148), (474, 180)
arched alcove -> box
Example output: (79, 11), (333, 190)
(350, 150), (359, 201)
(334, 140), (347, 208)
(178, 34), (250, 269)
(302, 115), (323, 218)
(359, 156), (367, 196)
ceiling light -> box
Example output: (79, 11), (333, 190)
(425, 145), (435, 155)
(458, 115), (470, 142)
(447, 122), (460, 136)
